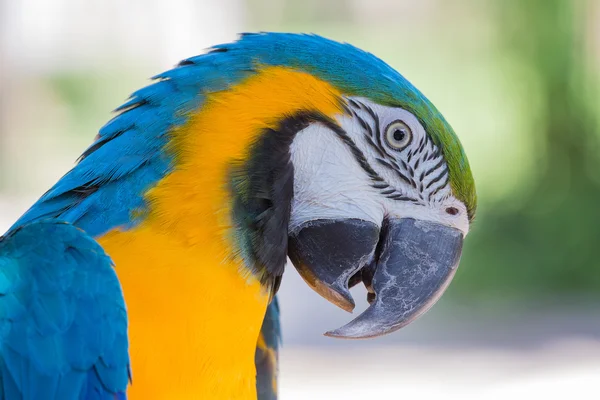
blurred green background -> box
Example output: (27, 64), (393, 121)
(1, 0), (599, 398)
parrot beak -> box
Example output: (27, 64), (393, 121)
(288, 218), (463, 338)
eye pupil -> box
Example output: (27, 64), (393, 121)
(385, 120), (412, 151)
(446, 207), (459, 216)
(393, 129), (405, 142)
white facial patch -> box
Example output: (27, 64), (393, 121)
(289, 122), (385, 234)
(289, 97), (470, 236)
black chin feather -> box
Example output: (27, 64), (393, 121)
(229, 111), (336, 293)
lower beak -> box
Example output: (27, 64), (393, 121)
(288, 218), (463, 339)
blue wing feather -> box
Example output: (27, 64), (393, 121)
(0, 220), (129, 399)
(255, 298), (281, 400)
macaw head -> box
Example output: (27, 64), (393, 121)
(69, 33), (476, 339)
(286, 103), (473, 339)
(198, 33), (477, 338)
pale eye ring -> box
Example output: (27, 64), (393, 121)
(385, 120), (412, 150)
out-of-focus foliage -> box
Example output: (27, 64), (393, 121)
(457, 0), (600, 300)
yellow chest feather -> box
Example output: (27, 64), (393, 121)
(96, 66), (342, 399)
(99, 225), (268, 400)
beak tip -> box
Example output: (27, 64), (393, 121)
(331, 283), (356, 313)
(323, 329), (350, 339)
(324, 317), (413, 339)
(308, 280), (355, 312)
(323, 320), (378, 339)
(340, 302), (355, 313)
(323, 329), (371, 340)
(333, 298), (356, 313)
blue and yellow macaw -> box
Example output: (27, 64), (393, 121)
(0, 33), (476, 399)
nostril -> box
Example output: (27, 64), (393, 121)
(445, 207), (459, 216)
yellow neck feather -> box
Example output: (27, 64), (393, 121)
(97, 66), (343, 399)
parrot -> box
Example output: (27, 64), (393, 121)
(0, 32), (476, 399)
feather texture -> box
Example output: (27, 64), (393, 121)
(0, 220), (129, 399)
(255, 298), (281, 400)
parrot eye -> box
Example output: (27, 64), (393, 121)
(385, 120), (412, 151)
(446, 207), (459, 216)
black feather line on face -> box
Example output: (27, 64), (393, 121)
(413, 157), (421, 171)
(346, 98), (453, 207)
(417, 136), (426, 153)
(365, 135), (387, 159)
(348, 100), (423, 193)
(356, 115), (371, 136)
(229, 111), (328, 291)
(372, 182), (389, 189)
(429, 170), (450, 199)
(362, 103), (389, 159)
(425, 161), (446, 189)
(321, 105), (420, 204)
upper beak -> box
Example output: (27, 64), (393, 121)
(288, 217), (463, 339)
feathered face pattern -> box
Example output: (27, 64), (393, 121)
(284, 98), (471, 337)
(290, 97), (471, 237)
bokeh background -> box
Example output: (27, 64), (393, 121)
(1, 0), (600, 398)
